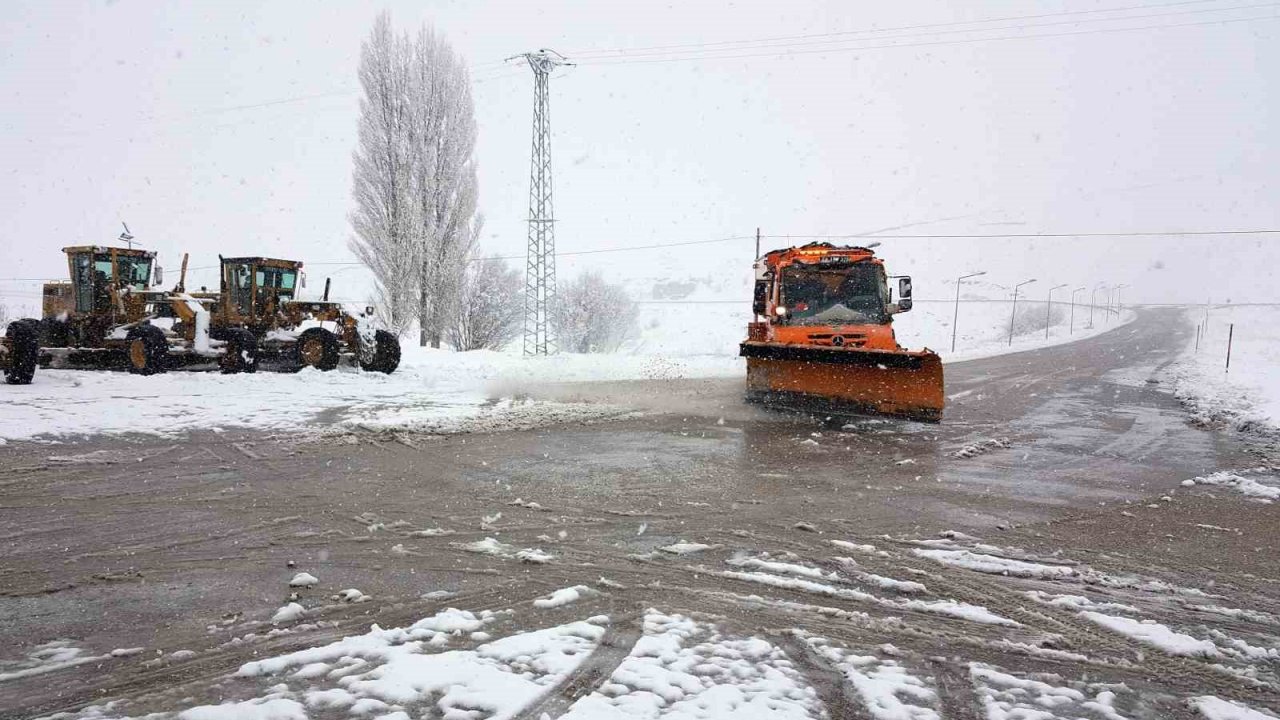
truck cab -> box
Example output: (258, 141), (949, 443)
(750, 243), (912, 351)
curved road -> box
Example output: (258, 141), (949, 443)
(2, 308), (1278, 718)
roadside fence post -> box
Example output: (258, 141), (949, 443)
(1195, 323), (1201, 353)
(1225, 323), (1234, 373)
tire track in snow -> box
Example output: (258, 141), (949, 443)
(13, 579), (543, 719)
(510, 613), (643, 720)
(772, 631), (873, 720)
(928, 659), (984, 720)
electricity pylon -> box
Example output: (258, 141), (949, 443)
(508, 49), (571, 356)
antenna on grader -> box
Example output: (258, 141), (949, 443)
(118, 222), (136, 250)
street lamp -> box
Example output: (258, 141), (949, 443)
(951, 270), (986, 352)
(1089, 283), (1107, 329)
(1069, 286), (1086, 334)
(1112, 284), (1129, 318)
(1008, 278), (1037, 346)
(1045, 283), (1068, 339)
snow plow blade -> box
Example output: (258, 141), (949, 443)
(741, 342), (944, 422)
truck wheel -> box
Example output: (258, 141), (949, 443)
(125, 325), (168, 376)
(359, 330), (401, 374)
(296, 327), (340, 371)
(220, 329), (259, 374)
(4, 319), (40, 385)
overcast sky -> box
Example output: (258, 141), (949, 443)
(2, 0), (1277, 312)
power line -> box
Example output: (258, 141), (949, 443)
(568, 0), (1230, 56)
(2, 227), (1276, 284)
(576, 12), (1280, 66)
(767, 229), (1280, 239)
(31, 67), (525, 142)
(23, 4), (1272, 143)
(571, 1), (1273, 60)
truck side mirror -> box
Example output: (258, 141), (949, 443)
(154, 265), (163, 286)
(897, 277), (913, 312)
(752, 281), (768, 316)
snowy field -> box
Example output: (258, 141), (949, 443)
(0, 300), (1131, 443)
(1164, 305), (1280, 435)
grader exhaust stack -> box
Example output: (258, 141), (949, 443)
(740, 242), (944, 422)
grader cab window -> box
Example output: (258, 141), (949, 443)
(252, 266), (297, 315)
(255, 267), (297, 298)
(72, 253), (95, 312)
(98, 254), (152, 291)
(70, 252), (153, 313)
(229, 263), (253, 315)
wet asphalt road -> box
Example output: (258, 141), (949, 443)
(2, 307), (1278, 717)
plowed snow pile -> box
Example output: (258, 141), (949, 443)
(0, 301), (1130, 443)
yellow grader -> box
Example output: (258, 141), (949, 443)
(38, 246), (400, 375)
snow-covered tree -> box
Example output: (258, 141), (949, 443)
(349, 14), (417, 337)
(447, 255), (523, 351)
(349, 12), (480, 346)
(408, 24), (480, 347)
(551, 272), (639, 354)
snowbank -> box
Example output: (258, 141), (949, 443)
(1165, 305), (1280, 434)
(0, 298), (1132, 443)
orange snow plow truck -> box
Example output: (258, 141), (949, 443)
(740, 242), (944, 422)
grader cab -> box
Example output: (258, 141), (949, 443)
(37, 246), (400, 376)
(40, 246), (159, 348)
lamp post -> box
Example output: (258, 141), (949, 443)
(951, 270), (986, 353)
(1045, 283), (1068, 339)
(1089, 283), (1107, 329)
(1069, 286), (1086, 334)
(1009, 278), (1037, 346)
(1112, 284), (1128, 318)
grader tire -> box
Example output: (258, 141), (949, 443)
(296, 327), (340, 371)
(359, 329), (401, 375)
(220, 329), (260, 374)
(4, 319), (40, 385)
(125, 325), (168, 376)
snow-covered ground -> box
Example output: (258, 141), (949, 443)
(42, 531), (1280, 720)
(0, 299), (1130, 443)
(1164, 305), (1280, 435)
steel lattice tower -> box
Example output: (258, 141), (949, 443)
(510, 49), (571, 356)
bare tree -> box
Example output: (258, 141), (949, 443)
(447, 255), (523, 351)
(349, 12), (481, 346)
(551, 272), (639, 353)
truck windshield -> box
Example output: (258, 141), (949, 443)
(780, 262), (887, 325)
